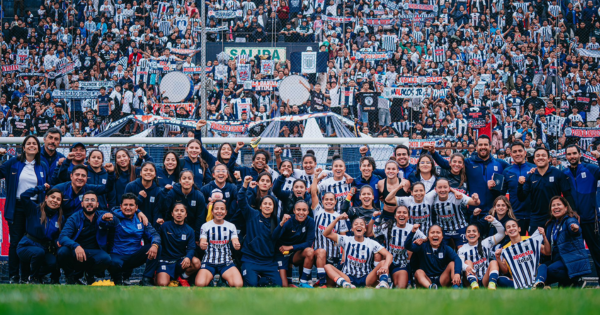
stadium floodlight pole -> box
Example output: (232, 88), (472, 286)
(0, 137), (410, 146)
(200, 0), (207, 136)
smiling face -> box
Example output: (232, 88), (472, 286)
(71, 146), (86, 162)
(360, 159), (374, 178)
(213, 164), (228, 183)
(359, 188), (374, 206)
(428, 226), (443, 247)
(505, 220), (520, 238)
(172, 204), (188, 223)
(24, 138), (39, 157)
(322, 192), (336, 211)
(140, 164), (156, 182)
(116, 150), (131, 169)
(449, 155), (464, 174)
(81, 193), (98, 214)
(292, 181), (306, 197)
(332, 160), (346, 178)
(121, 198), (138, 217)
(260, 198), (274, 217)
(551, 198), (567, 219)
(510, 144), (526, 164)
(70, 168), (88, 188)
(163, 152), (178, 171)
(566, 147), (581, 166)
(257, 175), (272, 192)
(302, 156), (316, 174)
(395, 206), (409, 227)
(294, 202), (309, 222)
(253, 153), (268, 170)
(179, 171), (194, 190)
(534, 149), (549, 168)
(434, 179), (450, 198)
(465, 224), (480, 245)
(280, 161), (294, 176)
(187, 141), (201, 159)
(45, 192), (62, 210)
(494, 199), (508, 216)
(412, 183), (426, 202)
(44, 132), (61, 152)
(418, 156), (433, 174)
(476, 137), (491, 159)
(87, 151), (104, 169)
(352, 218), (367, 237)
(385, 161), (398, 179)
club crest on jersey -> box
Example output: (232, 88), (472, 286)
(150, 197), (155, 203)
(549, 176), (554, 182)
(582, 173), (587, 178)
(494, 166), (498, 171)
(182, 234), (186, 240)
(102, 179), (107, 184)
(191, 200), (196, 206)
(438, 252), (444, 259)
(137, 223), (142, 229)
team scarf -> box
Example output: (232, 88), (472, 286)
(52, 90), (100, 99)
(152, 102), (195, 113)
(244, 80), (279, 91)
(208, 121), (248, 135)
(397, 13), (436, 26)
(364, 18), (394, 26)
(404, 4), (435, 11)
(323, 16), (355, 23)
(170, 48), (201, 56)
(1, 64), (20, 73)
(564, 127), (600, 138)
(203, 26), (229, 33)
(576, 48), (600, 59)
(355, 51), (393, 61)
(208, 10), (242, 19)
(183, 66), (213, 74)
(383, 87), (428, 98)
(79, 81), (115, 90)
(397, 76), (443, 85)
(17, 72), (45, 77)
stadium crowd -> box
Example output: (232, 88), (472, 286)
(0, 0), (599, 289)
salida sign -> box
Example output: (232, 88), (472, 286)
(225, 47), (287, 61)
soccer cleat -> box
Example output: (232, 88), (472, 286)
(342, 282), (353, 288)
(470, 282), (480, 290)
(376, 281), (390, 289)
(452, 284), (461, 289)
(429, 284), (438, 290)
(168, 280), (179, 287)
(298, 283), (313, 289)
(488, 282), (497, 290)
(139, 277), (155, 287)
(532, 281), (545, 290)
(178, 277), (190, 287)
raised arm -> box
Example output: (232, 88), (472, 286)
(323, 212), (347, 244)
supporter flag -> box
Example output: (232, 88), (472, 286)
(237, 64), (251, 82)
(235, 54), (249, 64)
(261, 60), (275, 75)
(382, 35), (397, 52)
(158, 1), (169, 18)
(301, 52), (317, 74)
(433, 46), (447, 63)
(117, 56), (128, 68)
(215, 64), (228, 81)
(339, 87), (356, 107)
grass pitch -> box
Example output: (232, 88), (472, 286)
(0, 285), (599, 315)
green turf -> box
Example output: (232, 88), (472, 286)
(0, 285), (599, 315)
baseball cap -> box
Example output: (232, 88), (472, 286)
(70, 142), (85, 151)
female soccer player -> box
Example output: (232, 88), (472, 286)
(238, 176), (282, 287)
(437, 153), (468, 193)
(472, 196), (516, 243)
(0, 136), (48, 283)
(378, 160), (410, 214)
(196, 200), (243, 288)
(124, 162), (164, 228)
(159, 170), (207, 246)
(532, 197), (591, 289)
(385, 182), (434, 234)
(273, 170), (311, 217)
(315, 158), (352, 213)
(429, 179), (480, 249)
(114, 148), (150, 205)
(181, 138), (213, 188)
(369, 206), (427, 288)
(407, 154), (438, 193)
(85, 149), (116, 210)
(342, 186), (377, 224)
(310, 172), (348, 287)
(156, 204), (201, 287)
(323, 214), (394, 288)
(156, 151), (182, 189)
(244, 172), (280, 219)
(196, 120), (236, 169)
(275, 149), (329, 188)
(273, 201), (316, 288)
(458, 216), (505, 290)
(352, 157), (380, 207)
(200, 164), (239, 223)
(405, 224), (463, 289)
(228, 144), (273, 185)
(494, 220), (549, 289)
(16, 186), (63, 283)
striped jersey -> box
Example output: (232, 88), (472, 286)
(313, 205), (348, 262)
(395, 196), (433, 234)
(318, 177), (351, 213)
(375, 223), (426, 267)
(458, 230), (503, 280)
(428, 192), (470, 232)
(338, 235), (384, 278)
(199, 220), (238, 265)
(500, 231), (544, 289)
(291, 169), (331, 189)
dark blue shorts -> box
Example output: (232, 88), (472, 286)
(158, 259), (184, 279)
(430, 275), (441, 287)
(275, 251), (298, 270)
(348, 274), (368, 287)
(201, 261), (236, 276)
(444, 227), (467, 247)
(390, 263), (409, 275)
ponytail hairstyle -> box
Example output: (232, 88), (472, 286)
(217, 142), (235, 165)
(179, 169), (200, 191)
(40, 188), (64, 231)
(86, 149), (105, 166)
(259, 195), (279, 233)
(489, 196), (517, 221)
(467, 224), (484, 257)
(301, 152), (317, 170)
(186, 139), (209, 174)
(115, 148), (137, 183)
(449, 153), (467, 188)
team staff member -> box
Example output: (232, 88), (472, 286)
(57, 192), (116, 285)
(565, 145), (600, 274)
(501, 142), (535, 234)
(50, 142), (87, 185)
(426, 135), (509, 215)
(0, 135), (49, 284)
(108, 193), (161, 286)
(518, 148), (575, 234)
(53, 164), (116, 218)
(362, 144), (416, 179)
(39, 128), (65, 181)
(17, 186), (63, 284)
(532, 197), (591, 288)
(238, 176), (282, 287)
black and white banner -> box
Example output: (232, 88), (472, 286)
(169, 48), (201, 56)
(576, 48), (600, 58)
(52, 90), (100, 99)
(397, 76), (443, 85)
(208, 10), (242, 19)
(323, 16), (355, 23)
(360, 92), (379, 113)
(301, 52), (317, 73)
(383, 87), (428, 98)
(17, 72), (45, 77)
(261, 60), (275, 75)
(79, 81), (115, 90)
(355, 51), (394, 61)
(364, 18), (394, 26)
(565, 127), (600, 138)
(237, 64), (252, 82)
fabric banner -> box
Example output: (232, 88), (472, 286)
(17, 72), (45, 77)
(79, 81), (115, 90)
(203, 26), (229, 33)
(404, 3), (435, 11)
(169, 48), (201, 56)
(301, 52), (317, 73)
(355, 51), (393, 61)
(409, 139), (436, 148)
(398, 76), (443, 85)
(1, 65), (19, 73)
(261, 60), (275, 75)
(0, 198), (7, 260)
(225, 47), (287, 61)
(17, 49), (29, 64)
(183, 67), (213, 74)
(52, 90), (100, 99)
(383, 87), (428, 98)
(237, 64), (251, 82)
(152, 102), (196, 113)
(215, 64), (228, 81)
(466, 108), (488, 128)
(289, 0), (302, 13)
(554, 149), (598, 163)
(360, 92), (379, 113)
(57, 62), (75, 75)
(576, 48), (600, 58)
(323, 16), (355, 23)
(398, 13), (436, 25)
(251, 80), (279, 91)
(565, 127), (600, 138)
(208, 10), (242, 19)
(209, 121), (248, 135)
(364, 18), (394, 26)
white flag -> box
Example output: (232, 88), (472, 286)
(301, 52), (317, 74)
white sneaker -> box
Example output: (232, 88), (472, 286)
(342, 282), (353, 288)
(376, 281), (390, 289)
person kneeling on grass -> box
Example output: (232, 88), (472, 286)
(108, 193), (161, 286)
(404, 224), (462, 289)
(156, 203), (201, 287)
(196, 200), (243, 288)
(272, 200), (316, 288)
(323, 213), (393, 289)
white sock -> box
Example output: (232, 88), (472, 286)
(181, 273), (189, 279)
(303, 269), (312, 275)
(317, 268), (325, 274)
